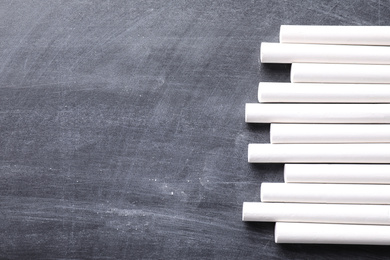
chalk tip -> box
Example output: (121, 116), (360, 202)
(244, 103), (249, 123)
(260, 183), (264, 202)
(279, 25), (285, 43)
(269, 123), (274, 143)
(260, 42), (264, 62)
(257, 82), (263, 102)
(242, 202), (247, 221)
(283, 164), (289, 182)
(247, 144), (253, 162)
(290, 64), (295, 83)
(274, 222), (280, 243)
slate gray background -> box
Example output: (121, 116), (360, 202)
(1, 0), (389, 259)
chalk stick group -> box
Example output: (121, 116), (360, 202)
(243, 25), (390, 245)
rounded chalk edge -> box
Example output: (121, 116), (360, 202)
(257, 82), (262, 102)
(290, 64), (296, 82)
(279, 25), (285, 43)
(274, 222), (280, 243)
(244, 103), (249, 123)
(242, 202), (250, 221)
(260, 42), (265, 63)
(260, 183), (264, 202)
(283, 164), (288, 182)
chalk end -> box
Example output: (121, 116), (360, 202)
(279, 25), (285, 43)
(290, 64), (295, 83)
(260, 42), (264, 63)
(260, 183), (264, 202)
(247, 144), (253, 163)
(283, 164), (289, 182)
(257, 82), (263, 102)
(274, 222), (280, 243)
(242, 202), (247, 221)
(245, 103), (249, 123)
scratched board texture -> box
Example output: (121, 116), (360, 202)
(0, 0), (389, 259)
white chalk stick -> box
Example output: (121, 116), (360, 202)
(261, 42), (390, 64)
(258, 82), (390, 103)
(275, 222), (390, 245)
(284, 164), (390, 184)
(261, 183), (390, 204)
(248, 144), (390, 163)
(270, 124), (390, 144)
(242, 202), (390, 225)
(245, 103), (390, 123)
(291, 63), (390, 83)
(280, 25), (390, 45)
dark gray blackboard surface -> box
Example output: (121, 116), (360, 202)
(1, 1), (389, 259)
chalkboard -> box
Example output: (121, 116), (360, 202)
(1, 1), (389, 259)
